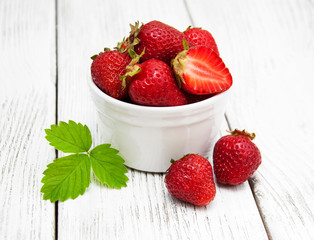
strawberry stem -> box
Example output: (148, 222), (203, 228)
(227, 129), (256, 140)
(185, 25), (192, 31)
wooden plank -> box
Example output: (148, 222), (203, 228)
(0, 0), (56, 239)
(56, 0), (267, 239)
(186, 0), (314, 239)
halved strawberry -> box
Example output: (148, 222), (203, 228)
(172, 46), (232, 95)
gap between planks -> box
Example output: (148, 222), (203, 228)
(54, 0), (59, 239)
(225, 113), (270, 240)
(183, 0), (195, 27)
(248, 179), (272, 240)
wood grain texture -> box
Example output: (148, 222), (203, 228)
(0, 0), (56, 239)
(186, 0), (314, 239)
(3, 0), (312, 239)
(56, 0), (267, 239)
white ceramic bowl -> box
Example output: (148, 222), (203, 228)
(88, 77), (231, 173)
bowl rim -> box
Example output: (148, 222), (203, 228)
(88, 76), (232, 114)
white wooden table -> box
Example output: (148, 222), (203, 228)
(1, 0), (314, 239)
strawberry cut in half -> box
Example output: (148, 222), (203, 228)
(172, 46), (232, 95)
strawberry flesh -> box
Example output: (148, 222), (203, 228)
(173, 46), (232, 95)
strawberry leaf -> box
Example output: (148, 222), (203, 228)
(41, 121), (129, 202)
(45, 120), (92, 153)
(41, 154), (91, 202)
(90, 144), (128, 189)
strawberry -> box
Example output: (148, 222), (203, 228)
(164, 154), (216, 206)
(127, 20), (192, 65)
(91, 49), (132, 99)
(184, 26), (219, 56)
(172, 46), (232, 95)
(213, 129), (262, 185)
(128, 59), (187, 106)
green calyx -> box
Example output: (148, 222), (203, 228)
(119, 64), (141, 89)
(92, 21), (143, 60)
(119, 48), (145, 88)
(172, 49), (188, 88)
(171, 38), (190, 87)
(127, 21), (143, 46)
(184, 25), (202, 32)
(185, 25), (192, 31)
(115, 38), (128, 53)
(182, 38), (189, 51)
(170, 153), (193, 164)
(115, 21), (143, 55)
(228, 129), (256, 140)
(90, 47), (111, 60)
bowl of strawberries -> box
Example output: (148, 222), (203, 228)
(88, 20), (233, 172)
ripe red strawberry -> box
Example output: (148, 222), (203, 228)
(165, 154), (216, 206)
(184, 27), (219, 56)
(213, 129), (262, 185)
(128, 59), (187, 106)
(91, 49), (132, 99)
(172, 46), (232, 95)
(127, 20), (192, 65)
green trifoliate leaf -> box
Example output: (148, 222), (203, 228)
(41, 154), (91, 202)
(45, 120), (92, 153)
(90, 144), (129, 189)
